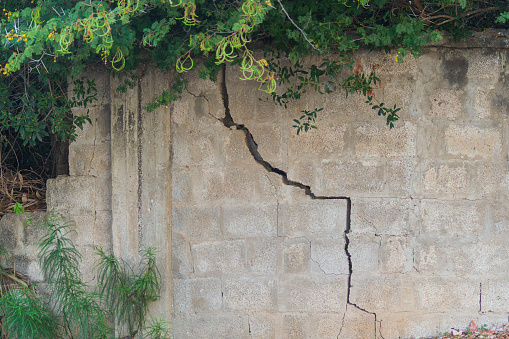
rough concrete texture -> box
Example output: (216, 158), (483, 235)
(25, 36), (509, 338)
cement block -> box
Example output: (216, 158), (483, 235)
(183, 278), (223, 313)
(173, 206), (221, 241)
(289, 123), (346, 158)
(69, 214), (95, 246)
(445, 124), (501, 158)
(419, 200), (485, 236)
(421, 162), (470, 197)
(350, 275), (402, 311)
(171, 232), (193, 279)
(223, 277), (276, 312)
(282, 238), (310, 274)
(200, 167), (259, 202)
(428, 89), (464, 120)
(352, 198), (413, 236)
(379, 236), (412, 273)
(192, 240), (246, 275)
(174, 314), (249, 339)
(282, 314), (309, 339)
(0, 214), (22, 251)
(279, 276), (348, 312)
(465, 49), (502, 80)
(22, 212), (49, 246)
(414, 277), (479, 312)
(475, 162), (508, 198)
(310, 239), (349, 275)
(321, 160), (385, 195)
(354, 122), (417, 158)
(396, 313), (440, 339)
(386, 159), (417, 195)
(279, 200), (348, 239)
(249, 123), (283, 164)
(46, 176), (95, 214)
(172, 168), (193, 203)
(222, 204), (277, 238)
(337, 306), (375, 339)
(481, 280), (509, 313)
(473, 86), (495, 119)
(348, 235), (380, 273)
(311, 313), (345, 339)
(94, 211), (112, 247)
(246, 238), (278, 275)
(248, 313), (278, 339)
(94, 174), (112, 211)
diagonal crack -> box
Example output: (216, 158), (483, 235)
(214, 65), (381, 339)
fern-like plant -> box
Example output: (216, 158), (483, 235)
(0, 214), (169, 339)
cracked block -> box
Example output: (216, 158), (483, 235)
(310, 239), (349, 275)
(352, 198), (413, 236)
(354, 122), (417, 158)
(223, 277), (276, 312)
(337, 306), (375, 339)
(192, 240), (247, 275)
(279, 276), (348, 312)
(46, 176), (95, 214)
(419, 199), (485, 236)
(445, 124), (501, 158)
(70, 141), (111, 177)
(222, 204), (277, 238)
(311, 313), (345, 338)
(349, 275), (402, 312)
(173, 206), (221, 241)
(414, 277), (479, 312)
(249, 123), (283, 164)
(173, 315), (249, 339)
(279, 200), (348, 239)
(246, 238), (278, 275)
(282, 238), (310, 274)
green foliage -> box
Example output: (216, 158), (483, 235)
(0, 288), (59, 339)
(144, 77), (187, 113)
(0, 0), (507, 142)
(293, 108), (321, 135)
(0, 214), (169, 339)
(143, 316), (172, 339)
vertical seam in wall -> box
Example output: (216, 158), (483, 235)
(137, 75), (143, 260)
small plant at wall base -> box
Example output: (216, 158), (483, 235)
(0, 214), (171, 339)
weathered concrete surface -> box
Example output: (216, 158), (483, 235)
(33, 35), (509, 338)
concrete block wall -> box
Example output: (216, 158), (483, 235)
(170, 45), (509, 338)
(20, 36), (509, 338)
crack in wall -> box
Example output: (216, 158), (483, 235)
(214, 66), (381, 339)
